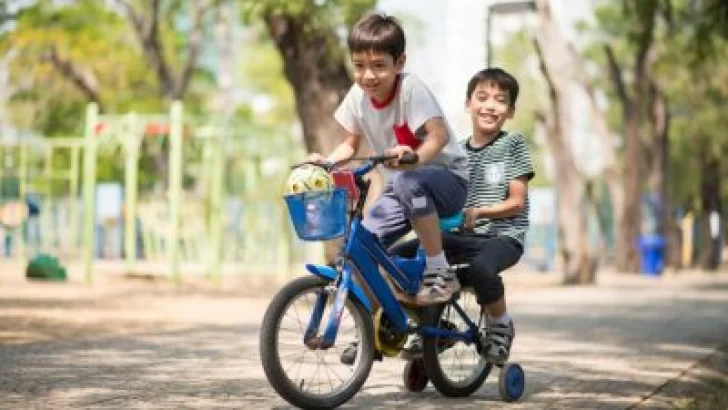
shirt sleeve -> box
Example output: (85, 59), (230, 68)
(506, 133), (535, 181)
(334, 87), (362, 135)
(404, 76), (446, 134)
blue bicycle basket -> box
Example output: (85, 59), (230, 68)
(284, 188), (348, 241)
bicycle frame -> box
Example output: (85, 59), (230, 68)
(303, 159), (480, 350)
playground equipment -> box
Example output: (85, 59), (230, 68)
(81, 102), (311, 283)
(2, 102), (315, 284)
(0, 135), (82, 261)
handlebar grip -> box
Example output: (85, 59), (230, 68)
(398, 152), (419, 165)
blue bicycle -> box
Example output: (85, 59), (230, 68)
(259, 154), (525, 409)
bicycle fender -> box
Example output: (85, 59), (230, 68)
(305, 264), (373, 313)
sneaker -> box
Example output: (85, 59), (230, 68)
(481, 320), (515, 366)
(339, 341), (382, 365)
(416, 267), (461, 306)
(399, 335), (423, 360)
(340, 341), (358, 365)
(400, 319), (459, 360)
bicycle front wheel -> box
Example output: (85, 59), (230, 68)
(259, 276), (375, 409)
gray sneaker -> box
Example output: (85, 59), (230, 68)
(481, 320), (515, 366)
(399, 335), (423, 360)
(416, 267), (461, 306)
(340, 341), (383, 365)
(400, 319), (459, 360)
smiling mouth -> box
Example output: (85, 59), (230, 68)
(478, 114), (499, 123)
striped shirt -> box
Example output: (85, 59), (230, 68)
(463, 131), (535, 244)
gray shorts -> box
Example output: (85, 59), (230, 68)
(362, 166), (468, 248)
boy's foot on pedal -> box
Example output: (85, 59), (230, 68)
(416, 267), (461, 306)
(340, 342), (382, 365)
(399, 335), (423, 360)
(399, 318), (459, 360)
(481, 320), (515, 366)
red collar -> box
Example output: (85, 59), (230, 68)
(370, 75), (401, 110)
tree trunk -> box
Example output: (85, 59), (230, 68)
(603, 1), (658, 273)
(263, 12), (352, 155)
(618, 109), (644, 272)
(534, 0), (596, 284)
(648, 82), (669, 238)
(697, 146), (721, 271)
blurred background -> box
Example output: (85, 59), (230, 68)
(0, 0), (726, 285)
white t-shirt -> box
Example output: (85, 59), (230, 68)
(334, 73), (468, 181)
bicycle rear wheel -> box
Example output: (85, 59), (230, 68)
(259, 276), (375, 409)
(422, 288), (492, 397)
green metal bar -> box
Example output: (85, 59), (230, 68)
(69, 145), (80, 256)
(17, 143), (27, 263)
(83, 103), (99, 284)
(0, 146), (4, 202)
(207, 121), (225, 283)
(41, 144), (52, 252)
(123, 113), (141, 274)
(168, 102), (183, 283)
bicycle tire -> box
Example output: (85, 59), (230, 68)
(260, 276), (375, 409)
(421, 293), (492, 397)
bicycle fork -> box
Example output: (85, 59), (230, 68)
(303, 263), (353, 350)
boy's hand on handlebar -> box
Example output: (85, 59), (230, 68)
(384, 145), (418, 170)
(306, 152), (327, 164)
(304, 152), (335, 170)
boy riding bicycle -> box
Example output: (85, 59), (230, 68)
(307, 13), (469, 306)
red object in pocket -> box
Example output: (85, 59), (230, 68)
(393, 123), (422, 149)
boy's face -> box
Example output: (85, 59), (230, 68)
(466, 81), (514, 136)
(351, 50), (405, 101)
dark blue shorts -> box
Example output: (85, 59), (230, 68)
(362, 166), (467, 248)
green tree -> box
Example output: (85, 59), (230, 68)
(581, 0), (728, 272)
(655, 6), (728, 270)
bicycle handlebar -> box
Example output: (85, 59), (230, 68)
(292, 152), (420, 176)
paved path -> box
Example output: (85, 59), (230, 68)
(1, 271), (727, 409)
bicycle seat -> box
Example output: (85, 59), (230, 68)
(439, 212), (464, 231)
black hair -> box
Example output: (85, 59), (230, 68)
(348, 13), (406, 60)
(466, 68), (519, 107)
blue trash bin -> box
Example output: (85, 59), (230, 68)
(637, 235), (666, 276)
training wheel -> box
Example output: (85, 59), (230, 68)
(402, 359), (428, 392)
(498, 363), (525, 402)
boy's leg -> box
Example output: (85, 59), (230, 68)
(385, 167), (467, 305)
(461, 236), (523, 365)
(395, 232), (482, 360)
(361, 183), (411, 249)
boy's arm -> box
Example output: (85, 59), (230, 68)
(464, 133), (534, 228)
(325, 133), (361, 163)
(386, 117), (447, 168)
(416, 117), (448, 164)
(464, 176), (529, 227)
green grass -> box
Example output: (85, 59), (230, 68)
(671, 379), (728, 410)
